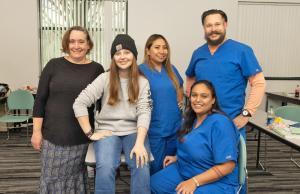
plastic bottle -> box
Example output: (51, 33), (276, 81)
(295, 85), (300, 98)
(267, 106), (275, 125)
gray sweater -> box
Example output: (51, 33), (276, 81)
(73, 72), (152, 136)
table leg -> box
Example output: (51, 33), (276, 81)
(265, 97), (269, 111)
(256, 130), (261, 168)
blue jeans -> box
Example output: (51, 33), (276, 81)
(93, 133), (151, 194)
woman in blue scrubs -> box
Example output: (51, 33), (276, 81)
(151, 80), (239, 194)
(139, 34), (184, 175)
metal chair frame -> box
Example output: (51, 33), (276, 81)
(0, 90), (34, 141)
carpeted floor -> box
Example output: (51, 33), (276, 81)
(0, 127), (300, 194)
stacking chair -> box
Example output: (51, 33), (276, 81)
(237, 135), (247, 194)
(0, 89), (34, 141)
(274, 105), (300, 167)
(85, 142), (129, 186)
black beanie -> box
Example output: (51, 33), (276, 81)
(111, 34), (138, 59)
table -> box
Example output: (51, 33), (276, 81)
(266, 92), (300, 110)
(248, 109), (300, 169)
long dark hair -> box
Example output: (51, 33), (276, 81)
(178, 80), (222, 141)
(143, 34), (181, 98)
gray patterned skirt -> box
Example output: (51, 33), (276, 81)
(39, 139), (89, 194)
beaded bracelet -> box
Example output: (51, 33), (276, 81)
(192, 177), (200, 187)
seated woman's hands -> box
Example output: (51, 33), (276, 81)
(90, 130), (112, 141)
(176, 179), (197, 194)
(130, 143), (149, 168)
(163, 156), (177, 167)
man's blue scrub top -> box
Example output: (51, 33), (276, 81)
(186, 39), (262, 119)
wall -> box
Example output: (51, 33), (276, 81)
(0, 0), (40, 90)
(0, 0), (299, 110)
(0, 0), (238, 89)
(128, 0), (238, 76)
(237, 1), (300, 78)
(252, 80), (300, 110)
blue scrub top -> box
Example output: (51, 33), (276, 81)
(177, 113), (239, 187)
(186, 39), (262, 119)
(139, 63), (183, 137)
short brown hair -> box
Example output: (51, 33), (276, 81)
(61, 26), (94, 54)
(201, 9), (228, 25)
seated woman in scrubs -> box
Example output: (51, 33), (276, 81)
(151, 80), (239, 194)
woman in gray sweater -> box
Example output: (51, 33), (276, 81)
(73, 34), (152, 194)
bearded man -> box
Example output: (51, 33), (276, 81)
(185, 9), (266, 137)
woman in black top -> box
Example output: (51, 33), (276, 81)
(31, 26), (104, 194)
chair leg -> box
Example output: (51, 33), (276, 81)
(94, 167), (96, 185)
(258, 133), (268, 170)
(116, 166), (130, 186)
(26, 120), (29, 144)
(7, 127), (10, 140)
(237, 185), (242, 194)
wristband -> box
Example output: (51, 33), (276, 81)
(85, 129), (93, 139)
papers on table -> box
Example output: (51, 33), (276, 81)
(271, 118), (300, 138)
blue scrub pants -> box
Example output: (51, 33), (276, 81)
(151, 163), (238, 194)
(94, 134), (151, 194)
(149, 134), (177, 175)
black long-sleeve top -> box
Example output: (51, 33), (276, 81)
(33, 57), (104, 145)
